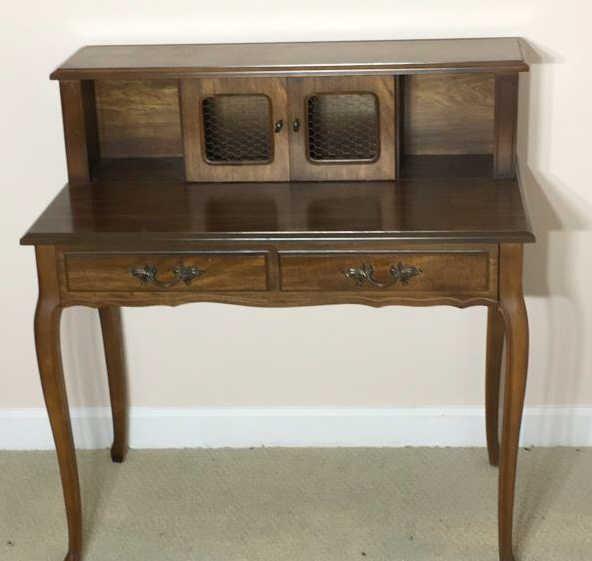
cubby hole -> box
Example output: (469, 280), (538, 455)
(89, 79), (185, 182)
(398, 73), (495, 179)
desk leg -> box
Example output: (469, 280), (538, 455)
(486, 305), (504, 466)
(99, 307), (129, 463)
(34, 247), (82, 561)
(498, 244), (529, 561)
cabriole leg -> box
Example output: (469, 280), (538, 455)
(498, 244), (529, 561)
(34, 246), (82, 561)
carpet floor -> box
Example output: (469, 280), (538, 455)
(1, 448), (591, 561)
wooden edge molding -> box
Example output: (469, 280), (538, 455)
(50, 61), (529, 81)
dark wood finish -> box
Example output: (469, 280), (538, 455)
(401, 154), (493, 178)
(99, 307), (129, 463)
(54, 244), (498, 309)
(34, 246), (82, 561)
(403, 73), (494, 155)
(180, 78), (290, 182)
(53, 242), (498, 310)
(95, 79), (182, 158)
(60, 80), (94, 184)
(498, 243), (529, 561)
(394, 76), (404, 178)
(50, 38), (528, 81)
(26, 39), (534, 561)
(288, 76), (396, 181)
(65, 252), (268, 292)
(90, 156), (185, 182)
(81, 81), (100, 167)
(279, 247), (496, 296)
(494, 73), (519, 178)
(486, 304), (505, 466)
(20, 176), (535, 245)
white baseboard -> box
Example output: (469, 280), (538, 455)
(1, 406), (591, 450)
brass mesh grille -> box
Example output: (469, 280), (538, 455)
(306, 93), (379, 163)
(202, 95), (272, 164)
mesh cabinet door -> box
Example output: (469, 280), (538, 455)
(181, 78), (290, 182)
(288, 77), (396, 181)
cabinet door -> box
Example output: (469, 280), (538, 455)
(180, 78), (289, 182)
(288, 77), (396, 181)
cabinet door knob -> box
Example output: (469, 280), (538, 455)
(274, 119), (284, 133)
(292, 118), (301, 132)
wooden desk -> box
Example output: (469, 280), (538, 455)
(22, 38), (534, 561)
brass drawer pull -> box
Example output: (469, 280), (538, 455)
(130, 264), (204, 288)
(344, 262), (422, 288)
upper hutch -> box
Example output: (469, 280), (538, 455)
(22, 38), (533, 561)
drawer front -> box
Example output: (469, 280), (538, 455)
(65, 253), (268, 292)
(279, 249), (497, 295)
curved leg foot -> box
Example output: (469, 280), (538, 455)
(498, 244), (529, 561)
(110, 448), (125, 464)
(99, 307), (129, 463)
(35, 247), (82, 561)
(486, 304), (505, 466)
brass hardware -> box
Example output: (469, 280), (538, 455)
(344, 262), (422, 288)
(130, 264), (204, 288)
(274, 119), (284, 133)
(292, 118), (301, 132)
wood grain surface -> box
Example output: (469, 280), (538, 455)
(65, 252), (269, 292)
(279, 249), (496, 295)
(403, 73), (494, 155)
(95, 79), (182, 158)
(288, 76), (396, 181)
(181, 78), (290, 182)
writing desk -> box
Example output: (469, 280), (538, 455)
(21, 37), (534, 561)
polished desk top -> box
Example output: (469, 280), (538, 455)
(21, 157), (534, 246)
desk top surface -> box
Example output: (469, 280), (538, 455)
(51, 37), (528, 80)
(21, 158), (534, 246)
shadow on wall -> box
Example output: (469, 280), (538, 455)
(518, 38), (592, 413)
(515, 39), (592, 548)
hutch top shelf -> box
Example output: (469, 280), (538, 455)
(51, 37), (528, 80)
(22, 36), (534, 246)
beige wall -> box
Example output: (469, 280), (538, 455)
(2, 0), (592, 409)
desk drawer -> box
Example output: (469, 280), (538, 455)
(65, 252), (268, 292)
(279, 248), (497, 295)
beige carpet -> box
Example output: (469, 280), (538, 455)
(1, 448), (591, 561)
